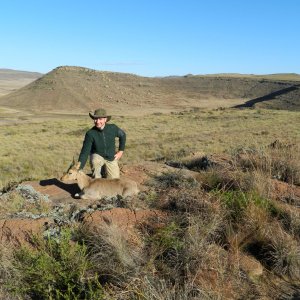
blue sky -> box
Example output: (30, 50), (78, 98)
(1, 0), (299, 77)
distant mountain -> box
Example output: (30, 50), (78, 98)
(0, 66), (299, 114)
(0, 69), (43, 97)
(0, 68), (42, 79)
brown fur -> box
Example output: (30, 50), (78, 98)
(60, 162), (139, 200)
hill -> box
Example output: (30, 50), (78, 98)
(0, 66), (299, 115)
(0, 68), (42, 97)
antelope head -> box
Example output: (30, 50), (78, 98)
(60, 160), (81, 182)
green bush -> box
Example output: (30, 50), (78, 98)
(149, 222), (184, 254)
(9, 230), (104, 300)
(146, 221), (186, 283)
(218, 191), (275, 222)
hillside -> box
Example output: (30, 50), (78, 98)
(0, 66), (299, 115)
(0, 68), (42, 97)
(1, 149), (300, 299)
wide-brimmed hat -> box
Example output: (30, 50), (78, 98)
(89, 108), (111, 121)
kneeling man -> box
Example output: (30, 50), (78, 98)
(78, 108), (126, 179)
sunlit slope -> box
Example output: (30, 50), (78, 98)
(0, 66), (299, 113)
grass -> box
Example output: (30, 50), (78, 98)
(0, 107), (300, 299)
(3, 230), (104, 300)
(0, 108), (299, 190)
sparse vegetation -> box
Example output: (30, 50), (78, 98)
(0, 108), (299, 190)
(0, 71), (299, 299)
(0, 140), (299, 298)
(4, 230), (104, 299)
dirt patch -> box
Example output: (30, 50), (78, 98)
(83, 207), (166, 229)
(0, 217), (52, 247)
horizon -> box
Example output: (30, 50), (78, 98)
(1, 66), (300, 78)
(1, 0), (300, 77)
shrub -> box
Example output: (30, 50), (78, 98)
(149, 222), (184, 255)
(200, 169), (254, 192)
(216, 190), (276, 224)
(153, 171), (198, 190)
(145, 220), (187, 284)
(8, 229), (104, 300)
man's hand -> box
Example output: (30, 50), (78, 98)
(114, 151), (124, 160)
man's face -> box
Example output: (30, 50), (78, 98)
(94, 117), (107, 129)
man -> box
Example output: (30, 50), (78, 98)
(78, 108), (126, 179)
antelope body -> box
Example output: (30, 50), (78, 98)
(60, 162), (139, 200)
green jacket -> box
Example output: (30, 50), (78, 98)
(78, 124), (126, 169)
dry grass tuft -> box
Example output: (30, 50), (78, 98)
(0, 243), (19, 286)
(76, 223), (143, 285)
(234, 142), (300, 185)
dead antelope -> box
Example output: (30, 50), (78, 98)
(60, 161), (139, 200)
